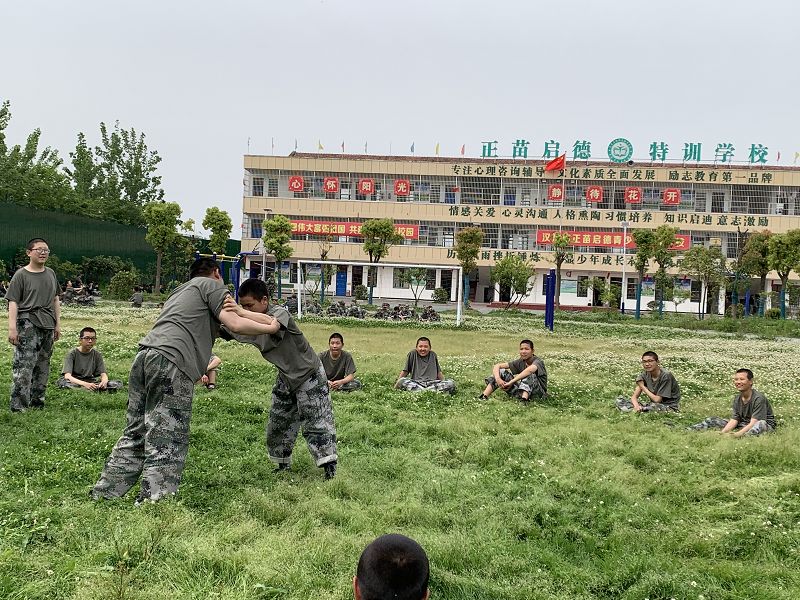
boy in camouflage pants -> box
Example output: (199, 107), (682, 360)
(90, 258), (277, 504)
(221, 278), (338, 480)
(6, 238), (61, 412)
(395, 337), (456, 394)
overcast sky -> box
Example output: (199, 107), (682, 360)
(3, 0), (798, 239)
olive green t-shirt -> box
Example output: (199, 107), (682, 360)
(403, 350), (441, 383)
(319, 349), (357, 381)
(139, 277), (229, 382)
(62, 348), (107, 380)
(732, 388), (776, 429)
(5, 267), (60, 329)
(636, 369), (681, 410)
(508, 356), (548, 392)
(222, 306), (320, 392)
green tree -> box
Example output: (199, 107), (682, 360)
(739, 230), (772, 315)
(651, 225), (679, 316)
(361, 219), (403, 303)
(202, 207), (233, 255)
(767, 230), (800, 319)
(399, 267), (430, 307)
(551, 232), (573, 307)
(455, 226), (484, 307)
(490, 254), (536, 309)
(262, 214), (294, 299)
(144, 201), (184, 293)
(107, 269), (140, 300)
(680, 245), (727, 320)
(632, 229), (656, 319)
(82, 255), (135, 286)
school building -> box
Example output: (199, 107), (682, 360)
(240, 151), (800, 312)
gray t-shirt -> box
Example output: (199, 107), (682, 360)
(404, 350), (441, 383)
(6, 267), (60, 329)
(62, 347), (107, 380)
(139, 277), (229, 382)
(508, 356), (548, 392)
(222, 306), (320, 392)
(636, 368), (681, 410)
(732, 388), (776, 429)
(319, 349), (357, 381)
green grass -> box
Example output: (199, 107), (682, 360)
(1, 304), (799, 599)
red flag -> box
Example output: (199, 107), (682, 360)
(460, 144), (465, 156)
(544, 153), (566, 172)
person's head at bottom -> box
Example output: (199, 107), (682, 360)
(354, 534), (430, 600)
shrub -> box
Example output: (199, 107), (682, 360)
(765, 307), (781, 319)
(725, 304), (744, 318)
(107, 270), (139, 300)
(354, 284), (368, 301)
(432, 287), (450, 303)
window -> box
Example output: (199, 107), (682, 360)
(690, 280), (701, 303)
(626, 278), (637, 300)
(367, 266), (377, 287)
(503, 186), (516, 205)
(393, 268), (408, 288)
(426, 269), (436, 290)
(577, 276), (589, 298)
(444, 190), (456, 204)
(440, 270), (453, 294)
(711, 192), (725, 213)
(252, 177), (264, 197)
(267, 178), (278, 197)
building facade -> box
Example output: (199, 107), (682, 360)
(241, 153), (800, 312)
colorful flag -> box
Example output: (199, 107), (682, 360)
(294, 139), (298, 151)
(777, 151), (781, 163)
(460, 144), (465, 156)
(435, 142), (440, 156)
(364, 141), (368, 154)
(544, 153), (566, 172)
(341, 141), (345, 153)
(318, 140), (324, 151)
(410, 142), (415, 154)
(271, 137), (275, 154)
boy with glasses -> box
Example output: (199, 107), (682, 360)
(616, 350), (681, 412)
(6, 238), (61, 412)
(57, 327), (122, 392)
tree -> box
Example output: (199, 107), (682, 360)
(202, 207), (233, 255)
(650, 225), (679, 316)
(108, 269), (140, 300)
(143, 201), (184, 294)
(681, 245), (727, 320)
(361, 219), (403, 304)
(399, 267), (430, 307)
(490, 254), (536, 309)
(631, 229), (656, 319)
(82, 255), (135, 286)
(455, 226), (483, 307)
(262, 214), (294, 299)
(551, 232), (573, 307)
(767, 230), (800, 319)
(739, 230), (772, 315)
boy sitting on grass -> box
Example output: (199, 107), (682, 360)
(57, 327), (122, 392)
(319, 332), (362, 392)
(616, 350), (680, 413)
(394, 336), (455, 394)
(688, 368), (776, 436)
(478, 339), (547, 403)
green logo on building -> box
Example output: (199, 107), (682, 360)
(608, 138), (634, 163)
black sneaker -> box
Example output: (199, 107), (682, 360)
(273, 463), (291, 473)
(477, 394), (488, 401)
(323, 462), (337, 480)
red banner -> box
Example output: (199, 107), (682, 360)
(585, 185), (603, 203)
(394, 179), (410, 196)
(625, 186), (642, 204)
(290, 220), (419, 239)
(288, 176), (304, 192)
(663, 188), (681, 205)
(358, 178), (375, 195)
(323, 177), (339, 193)
(547, 184), (564, 201)
(537, 230), (690, 250)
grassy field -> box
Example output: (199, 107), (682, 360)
(1, 304), (799, 599)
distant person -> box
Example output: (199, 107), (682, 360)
(319, 332), (362, 392)
(688, 368), (776, 436)
(6, 238), (61, 412)
(478, 339), (547, 403)
(200, 355), (222, 389)
(616, 351), (680, 412)
(395, 337), (455, 394)
(354, 534), (430, 600)
(90, 258), (277, 504)
(57, 327), (122, 392)
(130, 286), (144, 308)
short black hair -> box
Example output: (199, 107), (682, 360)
(189, 257), (220, 279)
(79, 327), (96, 338)
(26, 238), (49, 250)
(356, 534), (429, 600)
(330, 332), (344, 344)
(416, 337), (431, 347)
(520, 339), (534, 349)
(238, 278), (270, 301)
(642, 351), (659, 362)
(736, 368), (754, 380)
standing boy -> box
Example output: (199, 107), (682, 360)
(616, 351), (680, 412)
(688, 368), (776, 436)
(222, 278), (338, 479)
(395, 337), (455, 394)
(6, 238), (61, 412)
(319, 332), (362, 392)
(91, 258), (276, 503)
(57, 327), (123, 391)
(479, 339), (547, 403)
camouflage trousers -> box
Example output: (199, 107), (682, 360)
(688, 416), (774, 436)
(615, 396), (676, 413)
(335, 379), (362, 392)
(56, 377), (123, 391)
(397, 377), (456, 394)
(10, 319), (54, 412)
(91, 348), (194, 502)
(486, 369), (546, 400)
(268, 364), (337, 467)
